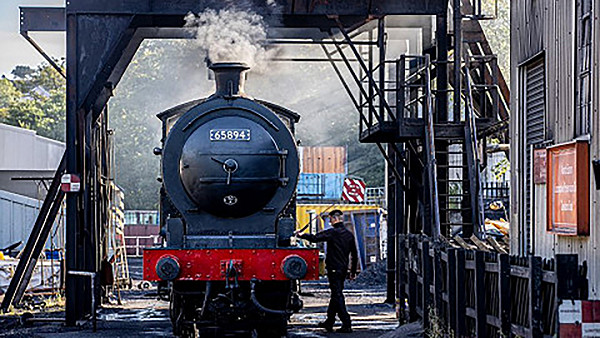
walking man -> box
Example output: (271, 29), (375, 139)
(295, 209), (358, 333)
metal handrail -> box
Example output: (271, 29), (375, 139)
(423, 55), (441, 239)
(463, 65), (485, 238)
(124, 235), (160, 257)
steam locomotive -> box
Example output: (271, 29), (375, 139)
(143, 63), (318, 337)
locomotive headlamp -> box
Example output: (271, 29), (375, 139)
(281, 255), (308, 280)
(156, 255), (180, 281)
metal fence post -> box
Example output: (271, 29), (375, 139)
(474, 251), (486, 337)
(455, 249), (466, 336)
(408, 236), (418, 321)
(422, 240), (432, 327)
(447, 248), (457, 335)
(530, 256), (543, 336)
(398, 235), (407, 323)
(434, 248), (443, 323)
(499, 253), (511, 335)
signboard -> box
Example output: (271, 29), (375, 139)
(342, 178), (366, 203)
(547, 141), (589, 236)
(61, 174), (81, 193)
(533, 148), (547, 184)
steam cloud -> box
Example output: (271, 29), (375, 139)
(185, 8), (279, 70)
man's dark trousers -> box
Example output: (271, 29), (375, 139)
(325, 269), (351, 327)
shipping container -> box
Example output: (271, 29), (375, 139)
(299, 146), (347, 174)
(295, 204), (382, 273)
(349, 210), (382, 269)
(295, 203), (380, 233)
(296, 173), (345, 201)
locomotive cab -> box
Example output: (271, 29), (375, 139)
(144, 63), (319, 337)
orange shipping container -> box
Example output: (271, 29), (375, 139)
(300, 146), (347, 174)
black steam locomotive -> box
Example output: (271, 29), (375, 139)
(143, 63), (318, 337)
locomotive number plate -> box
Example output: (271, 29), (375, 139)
(209, 129), (251, 141)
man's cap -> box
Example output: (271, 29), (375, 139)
(328, 209), (343, 217)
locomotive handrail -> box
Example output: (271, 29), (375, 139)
(197, 177), (285, 183)
(182, 106), (280, 132)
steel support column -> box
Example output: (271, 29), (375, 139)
(385, 144), (401, 304)
(435, 13), (449, 237)
(65, 13), (81, 325)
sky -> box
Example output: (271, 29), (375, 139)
(0, 0), (64, 77)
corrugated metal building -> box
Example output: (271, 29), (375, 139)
(0, 123), (65, 199)
(510, 0), (600, 298)
(0, 189), (64, 251)
(0, 123), (65, 252)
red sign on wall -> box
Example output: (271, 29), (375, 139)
(547, 141), (590, 236)
(533, 148), (547, 184)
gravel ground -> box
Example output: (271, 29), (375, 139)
(0, 258), (422, 337)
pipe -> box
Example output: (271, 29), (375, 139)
(250, 279), (291, 315)
(200, 282), (212, 319)
(209, 63), (249, 98)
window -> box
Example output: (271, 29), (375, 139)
(576, 0), (593, 136)
(519, 55), (547, 255)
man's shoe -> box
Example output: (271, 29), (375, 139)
(336, 326), (353, 333)
(317, 321), (334, 332)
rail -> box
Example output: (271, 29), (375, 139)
(398, 235), (588, 337)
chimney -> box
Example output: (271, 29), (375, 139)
(209, 62), (250, 98)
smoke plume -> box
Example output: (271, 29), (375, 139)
(184, 8), (279, 71)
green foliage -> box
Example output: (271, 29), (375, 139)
(0, 62), (66, 141)
(480, 0), (511, 81)
(492, 157), (510, 180)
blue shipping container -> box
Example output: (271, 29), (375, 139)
(296, 173), (345, 201)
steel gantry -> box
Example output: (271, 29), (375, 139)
(10, 0), (451, 325)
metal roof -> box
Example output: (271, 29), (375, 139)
(0, 123), (64, 171)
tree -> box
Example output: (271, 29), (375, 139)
(480, 0), (510, 81)
(0, 62), (66, 141)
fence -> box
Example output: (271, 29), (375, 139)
(366, 187), (386, 207)
(124, 235), (160, 257)
(398, 234), (588, 337)
(482, 182), (510, 219)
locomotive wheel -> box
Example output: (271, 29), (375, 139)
(180, 323), (199, 338)
(170, 291), (183, 336)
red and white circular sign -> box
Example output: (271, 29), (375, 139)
(342, 178), (366, 203)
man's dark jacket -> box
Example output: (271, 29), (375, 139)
(300, 222), (358, 274)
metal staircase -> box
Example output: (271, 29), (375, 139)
(321, 0), (509, 240)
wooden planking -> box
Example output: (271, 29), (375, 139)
(512, 0), (600, 299)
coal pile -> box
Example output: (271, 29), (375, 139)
(349, 259), (387, 288)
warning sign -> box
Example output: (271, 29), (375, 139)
(342, 178), (366, 203)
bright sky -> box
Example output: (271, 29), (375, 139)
(0, 0), (64, 77)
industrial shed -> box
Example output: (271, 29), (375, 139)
(0, 123), (65, 200)
(0, 123), (65, 252)
(510, 0), (600, 298)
